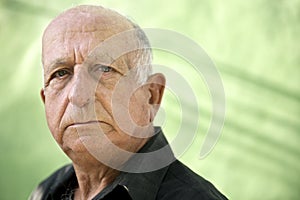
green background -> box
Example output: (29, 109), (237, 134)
(0, 0), (299, 199)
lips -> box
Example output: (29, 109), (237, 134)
(71, 120), (99, 126)
(65, 120), (114, 130)
(65, 120), (100, 128)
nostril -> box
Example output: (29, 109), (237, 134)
(68, 86), (93, 107)
(69, 93), (91, 107)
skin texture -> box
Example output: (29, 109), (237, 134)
(41, 5), (165, 200)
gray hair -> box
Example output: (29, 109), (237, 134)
(128, 23), (153, 84)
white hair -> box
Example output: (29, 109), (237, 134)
(129, 24), (153, 85)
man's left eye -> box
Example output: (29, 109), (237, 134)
(95, 65), (114, 73)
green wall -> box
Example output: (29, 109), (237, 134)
(0, 0), (299, 199)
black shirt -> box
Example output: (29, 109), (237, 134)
(30, 128), (227, 200)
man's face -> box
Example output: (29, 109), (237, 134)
(41, 8), (163, 166)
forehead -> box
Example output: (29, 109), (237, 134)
(44, 6), (133, 35)
(42, 6), (136, 71)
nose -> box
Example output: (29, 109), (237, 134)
(68, 67), (94, 107)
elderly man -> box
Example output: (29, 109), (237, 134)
(30, 5), (227, 200)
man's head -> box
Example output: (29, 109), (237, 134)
(40, 5), (165, 167)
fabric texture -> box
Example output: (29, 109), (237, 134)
(30, 127), (227, 200)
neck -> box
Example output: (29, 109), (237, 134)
(73, 161), (119, 200)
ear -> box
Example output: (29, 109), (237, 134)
(40, 88), (45, 104)
(146, 73), (166, 121)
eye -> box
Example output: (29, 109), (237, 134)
(52, 69), (71, 79)
(94, 64), (114, 73)
(89, 64), (119, 82)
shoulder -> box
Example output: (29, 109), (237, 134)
(29, 164), (74, 200)
(157, 160), (228, 200)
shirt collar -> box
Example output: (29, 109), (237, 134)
(117, 127), (174, 200)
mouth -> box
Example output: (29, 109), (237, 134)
(66, 120), (103, 129)
(63, 120), (115, 136)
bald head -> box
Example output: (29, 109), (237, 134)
(43, 5), (134, 43)
(42, 5), (152, 84)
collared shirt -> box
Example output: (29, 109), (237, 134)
(30, 127), (227, 200)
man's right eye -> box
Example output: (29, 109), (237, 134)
(53, 69), (70, 79)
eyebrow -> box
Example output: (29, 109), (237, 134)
(85, 53), (128, 75)
(45, 58), (73, 75)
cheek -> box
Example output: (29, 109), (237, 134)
(45, 103), (59, 142)
(94, 86), (114, 117)
(129, 94), (150, 126)
(44, 89), (68, 139)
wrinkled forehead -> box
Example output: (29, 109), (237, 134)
(43, 6), (133, 39)
(42, 6), (136, 67)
